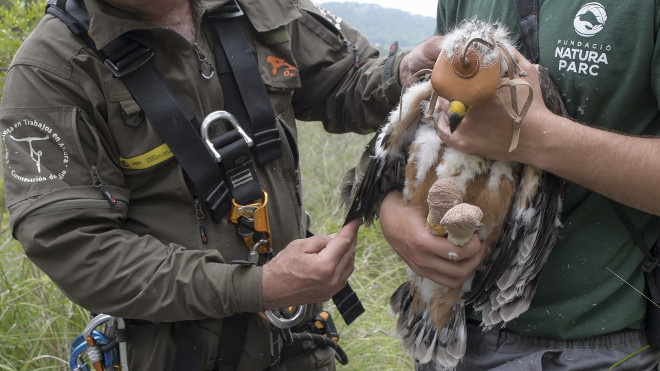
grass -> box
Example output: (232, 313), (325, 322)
(0, 122), (412, 370)
(298, 122), (412, 370)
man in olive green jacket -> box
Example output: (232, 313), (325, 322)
(0, 0), (442, 369)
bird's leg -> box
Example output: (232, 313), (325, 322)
(427, 179), (483, 246)
(427, 178), (464, 236)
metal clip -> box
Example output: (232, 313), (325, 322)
(265, 304), (308, 329)
(81, 314), (113, 371)
(247, 239), (267, 265)
(200, 111), (253, 163)
(229, 190), (272, 252)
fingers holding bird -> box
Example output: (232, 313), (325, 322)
(379, 191), (487, 288)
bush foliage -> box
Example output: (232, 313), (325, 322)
(0, 0), (45, 98)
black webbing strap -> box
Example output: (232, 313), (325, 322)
(46, 0), (90, 39)
(172, 321), (205, 371)
(210, 0), (282, 166)
(513, 0), (540, 63)
(214, 312), (249, 371)
(383, 41), (399, 83)
(332, 283), (364, 325)
(609, 200), (660, 349)
(609, 201), (660, 292)
(111, 53), (234, 218)
(211, 130), (262, 206)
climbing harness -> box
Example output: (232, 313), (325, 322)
(69, 314), (128, 371)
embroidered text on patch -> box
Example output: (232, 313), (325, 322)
(2, 118), (69, 183)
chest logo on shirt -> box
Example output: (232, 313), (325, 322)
(554, 2), (611, 77)
(266, 56), (298, 77)
(2, 118), (69, 183)
(574, 3), (608, 37)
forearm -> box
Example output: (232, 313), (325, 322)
(15, 201), (263, 321)
(515, 111), (660, 215)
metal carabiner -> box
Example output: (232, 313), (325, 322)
(70, 330), (106, 371)
(265, 304), (308, 329)
(82, 314), (113, 371)
(200, 110), (253, 163)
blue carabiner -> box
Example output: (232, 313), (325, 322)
(69, 330), (115, 371)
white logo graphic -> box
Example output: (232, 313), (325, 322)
(574, 2), (607, 37)
(2, 118), (69, 183)
(9, 135), (49, 173)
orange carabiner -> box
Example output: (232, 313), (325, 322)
(229, 190), (271, 253)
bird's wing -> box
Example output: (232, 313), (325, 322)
(338, 80), (435, 225)
(465, 65), (567, 326)
(466, 166), (564, 325)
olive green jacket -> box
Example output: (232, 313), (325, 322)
(0, 0), (402, 368)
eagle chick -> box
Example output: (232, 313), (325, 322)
(339, 19), (566, 369)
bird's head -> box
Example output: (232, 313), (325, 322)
(430, 19), (516, 132)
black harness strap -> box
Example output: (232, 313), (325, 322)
(214, 312), (250, 371)
(172, 321), (205, 371)
(513, 0), (540, 63)
(115, 56), (234, 217)
(331, 283), (364, 325)
(211, 1), (282, 166)
(608, 201), (660, 350)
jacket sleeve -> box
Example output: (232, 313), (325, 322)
(0, 19), (264, 322)
(290, 0), (404, 134)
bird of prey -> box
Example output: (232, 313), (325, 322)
(339, 19), (566, 368)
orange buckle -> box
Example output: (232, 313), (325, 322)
(229, 190), (271, 253)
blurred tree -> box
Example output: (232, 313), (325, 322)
(0, 0), (46, 99)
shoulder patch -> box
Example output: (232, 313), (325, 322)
(2, 116), (70, 183)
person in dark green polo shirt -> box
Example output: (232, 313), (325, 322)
(379, 1), (660, 370)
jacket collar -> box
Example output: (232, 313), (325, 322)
(84, 0), (301, 49)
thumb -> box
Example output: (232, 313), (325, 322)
(318, 219), (362, 260)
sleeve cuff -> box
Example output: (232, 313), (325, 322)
(228, 265), (264, 314)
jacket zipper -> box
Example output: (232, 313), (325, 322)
(90, 165), (117, 206)
(343, 40), (360, 69)
(194, 197), (209, 244)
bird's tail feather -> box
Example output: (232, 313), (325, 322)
(390, 280), (466, 369)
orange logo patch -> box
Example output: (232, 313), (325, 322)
(266, 56), (298, 77)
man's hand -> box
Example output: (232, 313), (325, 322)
(261, 219), (361, 310)
(398, 35), (444, 87)
(379, 191), (486, 288)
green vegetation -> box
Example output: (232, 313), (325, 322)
(320, 2), (436, 51)
(299, 123), (412, 370)
(0, 0), (44, 96)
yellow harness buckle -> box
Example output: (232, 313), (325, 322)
(229, 190), (272, 253)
